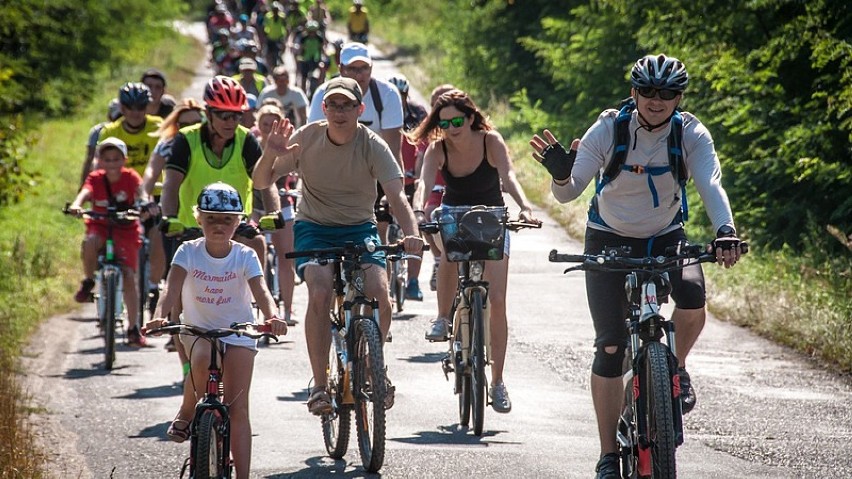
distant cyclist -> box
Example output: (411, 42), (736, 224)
(69, 137), (150, 347)
(387, 74), (427, 301)
(258, 66), (309, 127)
(347, 0), (369, 43)
(80, 99), (122, 188)
(141, 68), (177, 119)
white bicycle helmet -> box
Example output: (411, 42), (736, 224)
(631, 54), (689, 91)
(388, 74), (410, 95)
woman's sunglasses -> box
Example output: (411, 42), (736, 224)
(438, 116), (466, 130)
(637, 87), (680, 101)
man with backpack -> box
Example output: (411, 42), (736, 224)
(530, 54), (743, 479)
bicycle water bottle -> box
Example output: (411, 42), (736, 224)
(105, 238), (115, 262)
(440, 210), (457, 237)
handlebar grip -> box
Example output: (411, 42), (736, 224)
(548, 249), (587, 263)
(256, 323), (272, 333)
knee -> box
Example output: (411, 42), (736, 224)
(592, 343), (625, 378)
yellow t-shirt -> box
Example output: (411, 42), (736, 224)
(98, 116), (162, 175)
(347, 8), (369, 34)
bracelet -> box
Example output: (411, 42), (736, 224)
(413, 210), (425, 215)
(553, 177), (570, 186)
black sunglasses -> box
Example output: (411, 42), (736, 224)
(210, 110), (241, 122)
(637, 87), (680, 101)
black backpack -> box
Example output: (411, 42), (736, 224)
(588, 97), (689, 227)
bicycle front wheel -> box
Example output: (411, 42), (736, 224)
(194, 409), (227, 479)
(322, 345), (351, 459)
(103, 269), (118, 370)
(641, 341), (677, 478)
(137, 242), (148, 324)
(470, 289), (486, 436)
(352, 317), (386, 472)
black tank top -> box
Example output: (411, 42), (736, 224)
(440, 134), (504, 207)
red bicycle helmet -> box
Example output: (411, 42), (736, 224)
(204, 76), (248, 112)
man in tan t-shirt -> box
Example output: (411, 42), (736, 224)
(253, 76), (424, 415)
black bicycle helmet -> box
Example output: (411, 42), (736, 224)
(388, 74), (410, 95)
(631, 54), (689, 92)
(118, 82), (152, 107)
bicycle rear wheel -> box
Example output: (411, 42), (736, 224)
(641, 341), (677, 478)
(194, 409), (227, 479)
(322, 345), (351, 459)
(470, 289), (486, 436)
(103, 269), (118, 370)
(352, 317), (386, 472)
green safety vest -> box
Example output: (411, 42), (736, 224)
(178, 124), (253, 227)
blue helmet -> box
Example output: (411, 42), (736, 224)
(631, 54), (689, 92)
(118, 82), (152, 107)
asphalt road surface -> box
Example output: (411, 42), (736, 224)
(22, 22), (852, 479)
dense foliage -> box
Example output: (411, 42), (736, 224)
(0, 0), (186, 206)
(368, 0), (852, 253)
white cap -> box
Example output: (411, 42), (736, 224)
(340, 42), (371, 66)
(96, 137), (128, 157)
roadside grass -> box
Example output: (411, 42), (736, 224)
(0, 30), (204, 477)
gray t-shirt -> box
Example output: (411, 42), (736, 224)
(552, 109), (734, 238)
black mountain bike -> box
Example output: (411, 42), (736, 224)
(549, 241), (747, 478)
(145, 322), (277, 479)
(420, 205), (539, 436)
(64, 204), (139, 370)
(286, 240), (423, 472)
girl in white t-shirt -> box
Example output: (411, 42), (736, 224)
(145, 182), (287, 479)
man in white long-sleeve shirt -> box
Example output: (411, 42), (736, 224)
(530, 54), (743, 479)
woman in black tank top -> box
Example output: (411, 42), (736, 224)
(408, 89), (540, 413)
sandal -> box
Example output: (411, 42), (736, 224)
(167, 418), (191, 443)
(384, 377), (396, 410)
(307, 387), (333, 416)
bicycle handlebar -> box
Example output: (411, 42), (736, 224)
(285, 240), (429, 261)
(549, 241), (749, 274)
(142, 322), (278, 342)
(418, 219), (541, 235)
(63, 203), (141, 222)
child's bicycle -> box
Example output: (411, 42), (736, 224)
(64, 204), (140, 370)
(285, 240), (424, 472)
(144, 322), (277, 479)
(549, 241), (747, 479)
(419, 205), (540, 436)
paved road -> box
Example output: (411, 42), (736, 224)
(22, 22), (852, 479)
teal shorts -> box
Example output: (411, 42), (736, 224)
(293, 221), (385, 280)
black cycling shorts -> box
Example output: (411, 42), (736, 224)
(584, 228), (706, 348)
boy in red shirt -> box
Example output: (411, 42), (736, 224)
(69, 137), (150, 347)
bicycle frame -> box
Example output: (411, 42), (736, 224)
(146, 322), (276, 479)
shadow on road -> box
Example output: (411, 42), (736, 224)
(398, 352), (444, 364)
(130, 421), (172, 441)
(391, 424), (507, 446)
(264, 456), (378, 478)
(278, 387), (311, 403)
(118, 381), (182, 400)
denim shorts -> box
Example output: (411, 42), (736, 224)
(293, 221), (385, 280)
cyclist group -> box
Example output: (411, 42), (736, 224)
(69, 3), (743, 473)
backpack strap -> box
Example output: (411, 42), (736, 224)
(369, 78), (383, 126)
(588, 99), (690, 226)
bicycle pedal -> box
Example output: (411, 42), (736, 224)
(441, 355), (454, 379)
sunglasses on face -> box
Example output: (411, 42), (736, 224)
(637, 87), (680, 101)
(210, 110), (241, 122)
(124, 104), (147, 111)
(437, 116), (466, 130)
(325, 102), (359, 113)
